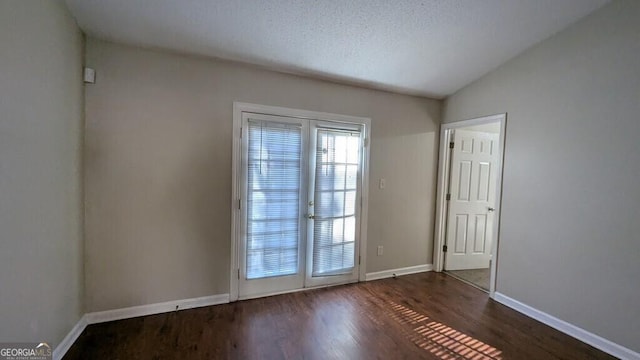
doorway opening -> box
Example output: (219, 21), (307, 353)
(231, 103), (371, 301)
(433, 114), (506, 296)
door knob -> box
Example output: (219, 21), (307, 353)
(488, 207), (495, 212)
(307, 214), (315, 219)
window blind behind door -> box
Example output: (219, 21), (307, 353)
(246, 120), (302, 279)
(312, 129), (360, 276)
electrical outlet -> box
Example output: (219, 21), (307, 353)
(377, 246), (383, 256)
(379, 178), (386, 189)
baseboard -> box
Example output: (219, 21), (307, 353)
(494, 292), (640, 360)
(365, 264), (433, 281)
(53, 293), (229, 360)
(85, 293), (230, 324)
(53, 315), (88, 360)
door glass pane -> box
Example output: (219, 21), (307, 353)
(312, 129), (360, 276)
(246, 120), (302, 279)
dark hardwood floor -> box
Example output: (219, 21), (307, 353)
(64, 272), (614, 359)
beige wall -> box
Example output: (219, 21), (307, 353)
(84, 38), (441, 312)
(0, 0), (84, 346)
(444, 0), (640, 352)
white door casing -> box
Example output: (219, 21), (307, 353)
(445, 129), (499, 270)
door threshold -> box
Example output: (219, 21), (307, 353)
(444, 270), (489, 294)
(237, 279), (359, 301)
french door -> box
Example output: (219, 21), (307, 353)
(237, 112), (364, 299)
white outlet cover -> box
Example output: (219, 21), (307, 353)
(83, 67), (96, 83)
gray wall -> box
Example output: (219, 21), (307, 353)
(0, 0), (84, 346)
(444, 0), (640, 352)
(84, 38), (441, 312)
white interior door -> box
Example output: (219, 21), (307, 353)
(238, 114), (363, 299)
(306, 122), (362, 287)
(445, 129), (499, 270)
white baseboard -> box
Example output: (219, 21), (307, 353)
(365, 264), (433, 281)
(85, 293), (230, 324)
(494, 292), (640, 360)
(53, 293), (230, 360)
(53, 315), (88, 360)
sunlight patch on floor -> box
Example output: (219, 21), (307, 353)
(389, 301), (502, 360)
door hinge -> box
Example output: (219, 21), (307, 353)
(359, 255), (361, 265)
(240, 127), (243, 138)
(446, 194), (451, 201)
(449, 142), (454, 149)
(237, 269), (240, 279)
(237, 199), (241, 210)
(443, 245), (448, 252)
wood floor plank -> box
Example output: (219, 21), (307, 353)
(64, 272), (616, 359)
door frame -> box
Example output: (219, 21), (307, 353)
(433, 113), (506, 297)
(230, 102), (371, 302)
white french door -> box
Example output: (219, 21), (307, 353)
(306, 122), (362, 287)
(238, 113), (307, 298)
(237, 112), (364, 299)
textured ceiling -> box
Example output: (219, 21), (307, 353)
(65, 0), (609, 98)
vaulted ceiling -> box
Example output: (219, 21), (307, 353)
(65, 0), (608, 98)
